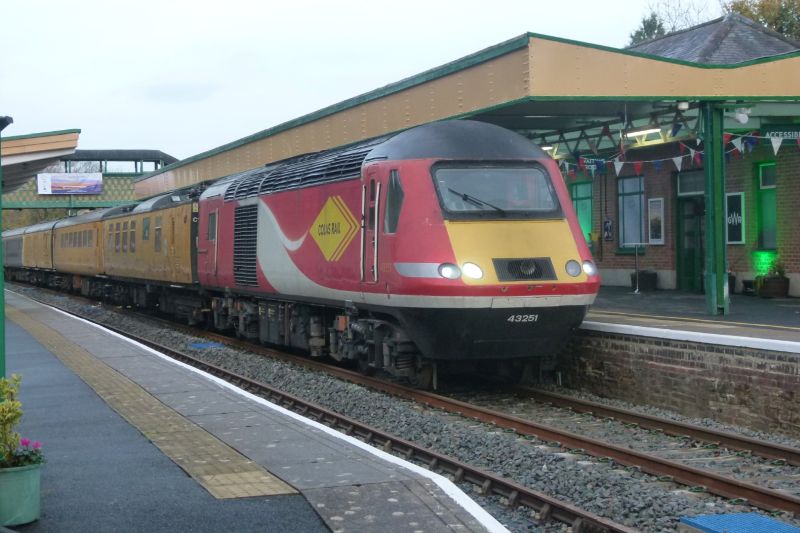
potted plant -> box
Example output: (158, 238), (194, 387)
(0, 375), (45, 526)
(755, 257), (790, 298)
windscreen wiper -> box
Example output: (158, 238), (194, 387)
(447, 188), (506, 214)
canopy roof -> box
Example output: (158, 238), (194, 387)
(1, 129), (81, 193)
(135, 17), (800, 197)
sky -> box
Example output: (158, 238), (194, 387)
(2, 0), (722, 161)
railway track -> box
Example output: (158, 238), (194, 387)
(22, 291), (631, 533)
(14, 285), (800, 521)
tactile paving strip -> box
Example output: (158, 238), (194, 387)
(8, 306), (296, 499)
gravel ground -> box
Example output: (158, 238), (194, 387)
(12, 285), (800, 533)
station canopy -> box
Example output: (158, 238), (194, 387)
(135, 14), (800, 198)
(1, 129), (80, 193)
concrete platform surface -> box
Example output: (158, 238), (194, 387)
(5, 291), (505, 533)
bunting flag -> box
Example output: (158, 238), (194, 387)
(614, 159), (625, 176)
(679, 143), (687, 154)
(633, 161), (644, 174)
(770, 136), (783, 155)
(689, 148), (696, 162)
(672, 156), (683, 172)
(694, 151), (703, 166)
(723, 133), (732, 145)
(653, 160), (663, 173)
(731, 137), (743, 153)
(671, 123), (682, 138)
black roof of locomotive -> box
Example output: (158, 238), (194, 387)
(210, 120), (546, 202)
(366, 120), (547, 161)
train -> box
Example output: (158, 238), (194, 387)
(3, 120), (599, 387)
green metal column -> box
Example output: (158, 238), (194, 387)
(0, 116), (12, 377)
(701, 103), (729, 315)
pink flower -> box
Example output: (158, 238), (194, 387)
(20, 438), (30, 447)
(32, 441), (42, 450)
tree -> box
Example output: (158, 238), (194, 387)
(628, 1), (720, 46)
(629, 11), (667, 45)
(723, 0), (800, 40)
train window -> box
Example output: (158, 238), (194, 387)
(115, 223), (121, 252)
(122, 222), (129, 252)
(368, 180), (376, 230)
(432, 165), (561, 220)
(88, 230), (93, 247)
(207, 212), (217, 241)
(130, 221), (136, 252)
(142, 217), (150, 240)
(384, 171), (403, 234)
(61, 234), (65, 247)
(154, 217), (162, 253)
(108, 225), (114, 249)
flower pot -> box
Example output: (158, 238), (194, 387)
(757, 276), (790, 298)
(0, 463), (41, 526)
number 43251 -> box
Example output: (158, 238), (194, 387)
(507, 314), (538, 323)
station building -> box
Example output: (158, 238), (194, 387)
(117, 16), (800, 305)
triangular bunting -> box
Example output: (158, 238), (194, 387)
(672, 156), (683, 172)
(653, 160), (663, 173)
(633, 161), (644, 175)
(732, 137), (743, 153)
(694, 152), (703, 166)
(679, 143), (686, 154)
(770, 136), (782, 155)
(613, 160), (625, 176)
(723, 133), (732, 145)
(671, 123), (682, 137)
(689, 148), (696, 162)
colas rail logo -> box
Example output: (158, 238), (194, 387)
(310, 196), (359, 261)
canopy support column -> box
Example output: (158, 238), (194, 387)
(701, 103), (729, 315)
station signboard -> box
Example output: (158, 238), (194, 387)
(37, 173), (103, 195)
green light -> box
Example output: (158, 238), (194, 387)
(752, 250), (777, 276)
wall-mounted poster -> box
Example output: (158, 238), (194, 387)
(726, 192), (745, 244)
(37, 173), (103, 195)
(648, 198), (664, 245)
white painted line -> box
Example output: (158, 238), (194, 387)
(17, 294), (508, 533)
(582, 320), (800, 354)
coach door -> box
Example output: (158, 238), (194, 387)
(361, 173), (381, 284)
(199, 206), (219, 284)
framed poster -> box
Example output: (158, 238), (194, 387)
(725, 192), (745, 244)
(648, 198), (664, 245)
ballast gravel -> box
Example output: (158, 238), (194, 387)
(13, 286), (800, 533)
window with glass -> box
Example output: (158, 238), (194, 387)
(122, 222), (129, 252)
(130, 221), (136, 252)
(432, 164), (561, 220)
(569, 181), (593, 243)
(154, 217), (162, 253)
(142, 217), (150, 240)
(617, 176), (645, 247)
(108, 224), (114, 249)
(757, 163), (776, 249)
(207, 212), (217, 241)
(384, 170), (404, 234)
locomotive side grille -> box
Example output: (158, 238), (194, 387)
(492, 257), (556, 282)
(233, 205), (259, 286)
(224, 136), (389, 201)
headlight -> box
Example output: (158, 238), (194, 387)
(565, 260), (582, 277)
(461, 262), (483, 279)
(438, 263), (461, 279)
(582, 260), (598, 276)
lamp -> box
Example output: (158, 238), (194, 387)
(624, 126), (661, 139)
(733, 107), (751, 125)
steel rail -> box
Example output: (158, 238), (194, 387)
(58, 307), (634, 533)
(519, 388), (800, 467)
(121, 310), (800, 515)
(20, 286), (800, 517)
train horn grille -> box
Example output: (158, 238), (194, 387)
(492, 257), (556, 282)
(233, 205), (259, 286)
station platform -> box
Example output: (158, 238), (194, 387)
(585, 286), (800, 351)
(4, 291), (504, 533)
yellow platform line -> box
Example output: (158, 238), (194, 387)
(7, 305), (296, 499)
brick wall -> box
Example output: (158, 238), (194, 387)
(558, 330), (800, 438)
